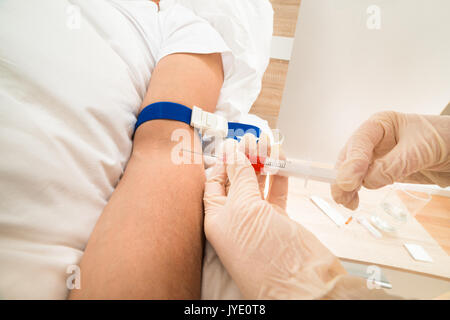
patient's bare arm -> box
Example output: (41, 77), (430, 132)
(69, 53), (223, 299)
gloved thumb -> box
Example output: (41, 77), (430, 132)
(222, 139), (261, 202)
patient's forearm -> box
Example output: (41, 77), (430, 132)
(69, 52), (223, 299)
(70, 123), (205, 299)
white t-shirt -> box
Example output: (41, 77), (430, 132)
(0, 0), (232, 299)
(0, 0), (273, 299)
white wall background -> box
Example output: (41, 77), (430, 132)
(277, 0), (450, 164)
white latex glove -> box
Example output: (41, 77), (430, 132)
(332, 112), (450, 210)
(204, 137), (356, 299)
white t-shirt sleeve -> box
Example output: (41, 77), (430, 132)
(156, 4), (231, 63)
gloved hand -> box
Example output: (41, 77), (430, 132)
(332, 112), (450, 210)
(203, 136), (348, 299)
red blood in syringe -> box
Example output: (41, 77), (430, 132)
(251, 156), (266, 173)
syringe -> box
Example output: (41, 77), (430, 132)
(263, 157), (336, 183)
(182, 149), (337, 183)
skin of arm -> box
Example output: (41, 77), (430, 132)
(69, 52), (224, 299)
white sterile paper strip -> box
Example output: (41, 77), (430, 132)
(310, 196), (346, 227)
(404, 243), (433, 262)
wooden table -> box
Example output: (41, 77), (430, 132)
(285, 177), (450, 280)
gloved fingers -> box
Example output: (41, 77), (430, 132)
(225, 177), (231, 195)
(402, 171), (450, 187)
(267, 145), (289, 211)
(257, 131), (271, 162)
(238, 132), (273, 198)
(223, 139), (262, 203)
(330, 184), (359, 210)
(363, 143), (416, 189)
(238, 133), (259, 165)
(215, 140), (231, 195)
(257, 132), (271, 197)
(238, 133), (267, 197)
(266, 175), (289, 212)
(336, 116), (387, 193)
(399, 172), (435, 185)
(332, 112), (395, 208)
(363, 113), (449, 189)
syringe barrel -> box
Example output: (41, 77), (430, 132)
(264, 158), (337, 183)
